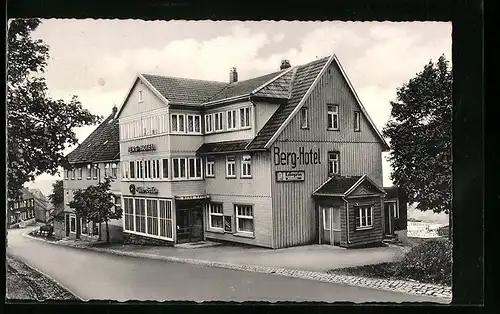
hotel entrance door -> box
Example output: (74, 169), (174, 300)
(176, 206), (204, 243)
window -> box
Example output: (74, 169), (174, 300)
(327, 104), (339, 130)
(240, 107), (251, 128)
(151, 116), (160, 135)
(71, 169), (75, 180)
(111, 163), (118, 178)
(144, 160), (151, 179)
(64, 169), (69, 180)
(226, 156), (236, 178)
(69, 214), (76, 233)
(171, 114), (185, 133)
(93, 164), (99, 180)
(241, 154), (252, 178)
(187, 114), (201, 134)
(159, 200), (173, 239)
(137, 161), (144, 179)
(300, 107), (309, 129)
(122, 162), (129, 179)
(162, 159), (169, 179)
(235, 204), (254, 234)
(188, 157), (202, 179)
(328, 152), (340, 176)
(227, 110), (237, 130)
(172, 158), (187, 179)
(138, 90), (143, 103)
(146, 199), (159, 236)
(214, 112), (223, 132)
(356, 206), (373, 229)
(81, 218), (88, 235)
(104, 163), (110, 178)
(124, 197), (134, 231)
(135, 199), (146, 233)
(89, 221), (99, 237)
(354, 111), (361, 132)
(129, 161), (135, 179)
(206, 156), (215, 177)
(208, 203), (223, 229)
(205, 114), (213, 133)
(151, 160), (160, 179)
(78, 168), (83, 180)
(87, 164), (92, 179)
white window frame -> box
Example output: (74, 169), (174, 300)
(206, 156), (215, 177)
(123, 197), (174, 241)
(172, 158), (187, 180)
(138, 90), (143, 103)
(300, 107), (309, 129)
(188, 157), (203, 180)
(187, 114), (202, 134)
(227, 110), (237, 130)
(104, 163), (110, 178)
(111, 163), (118, 178)
(171, 114), (186, 133)
(144, 160), (151, 179)
(226, 156), (236, 178)
(129, 161), (136, 179)
(78, 168), (83, 180)
(214, 112), (224, 132)
(240, 107), (251, 129)
(151, 160), (160, 179)
(241, 154), (252, 178)
(327, 104), (339, 130)
(161, 158), (169, 179)
(207, 203), (224, 230)
(354, 111), (361, 132)
(71, 168), (75, 180)
(205, 114), (213, 133)
(328, 151), (340, 176)
(64, 169), (69, 180)
(69, 214), (76, 234)
(93, 164), (99, 180)
(356, 206), (374, 230)
(235, 204), (254, 235)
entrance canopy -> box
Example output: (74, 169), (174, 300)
(312, 174), (386, 198)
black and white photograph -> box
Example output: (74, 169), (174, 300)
(7, 19), (454, 303)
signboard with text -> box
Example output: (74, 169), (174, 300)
(128, 144), (156, 153)
(275, 171), (305, 182)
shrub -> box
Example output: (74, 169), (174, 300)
(396, 238), (452, 286)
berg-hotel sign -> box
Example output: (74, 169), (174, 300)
(273, 146), (322, 169)
(128, 144), (156, 153)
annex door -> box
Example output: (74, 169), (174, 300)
(384, 202), (395, 235)
(321, 206), (341, 246)
(176, 207), (204, 243)
(65, 214), (70, 237)
(189, 207), (204, 242)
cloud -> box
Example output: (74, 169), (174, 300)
(272, 33), (285, 43)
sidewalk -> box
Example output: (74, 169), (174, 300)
(22, 232), (451, 302)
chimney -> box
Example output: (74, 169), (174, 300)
(280, 59), (291, 70)
(229, 67), (238, 83)
(112, 105), (117, 114)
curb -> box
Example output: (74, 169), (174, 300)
(21, 232), (452, 302)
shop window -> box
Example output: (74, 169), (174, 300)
(235, 204), (254, 234)
(134, 199), (146, 233)
(146, 199), (159, 236)
(159, 200), (174, 239)
(123, 197), (134, 231)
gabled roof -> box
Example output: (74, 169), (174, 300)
(247, 57), (331, 150)
(313, 175), (386, 197)
(20, 187), (35, 200)
(197, 140), (252, 155)
(141, 74), (228, 105)
(66, 108), (120, 164)
(29, 189), (48, 202)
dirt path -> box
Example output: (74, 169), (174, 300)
(6, 255), (79, 301)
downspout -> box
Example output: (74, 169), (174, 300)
(342, 196), (351, 245)
(249, 96), (257, 137)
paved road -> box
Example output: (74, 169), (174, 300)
(7, 227), (445, 303)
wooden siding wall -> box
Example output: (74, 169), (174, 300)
(345, 196), (383, 247)
(119, 80), (167, 119)
(270, 61), (385, 248)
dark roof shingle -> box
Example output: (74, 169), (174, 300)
(66, 110), (120, 164)
(141, 74), (228, 105)
(314, 176), (363, 195)
(197, 140), (251, 155)
(247, 57), (330, 150)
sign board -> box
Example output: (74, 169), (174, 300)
(224, 216), (232, 232)
(276, 170), (305, 182)
(129, 184), (159, 195)
(128, 144), (156, 153)
(175, 195), (210, 201)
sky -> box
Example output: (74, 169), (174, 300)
(24, 20), (452, 196)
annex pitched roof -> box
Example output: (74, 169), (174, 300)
(66, 108), (120, 164)
(313, 174), (386, 197)
(197, 139), (253, 155)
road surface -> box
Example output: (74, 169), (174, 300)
(7, 227), (446, 303)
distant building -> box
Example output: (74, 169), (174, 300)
(7, 188), (38, 228)
(29, 188), (51, 222)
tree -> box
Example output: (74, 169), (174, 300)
(69, 178), (122, 244)
(383, 55), (452, 235)
(48, 180), (64, 209)
(7, 18), (101, 200)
